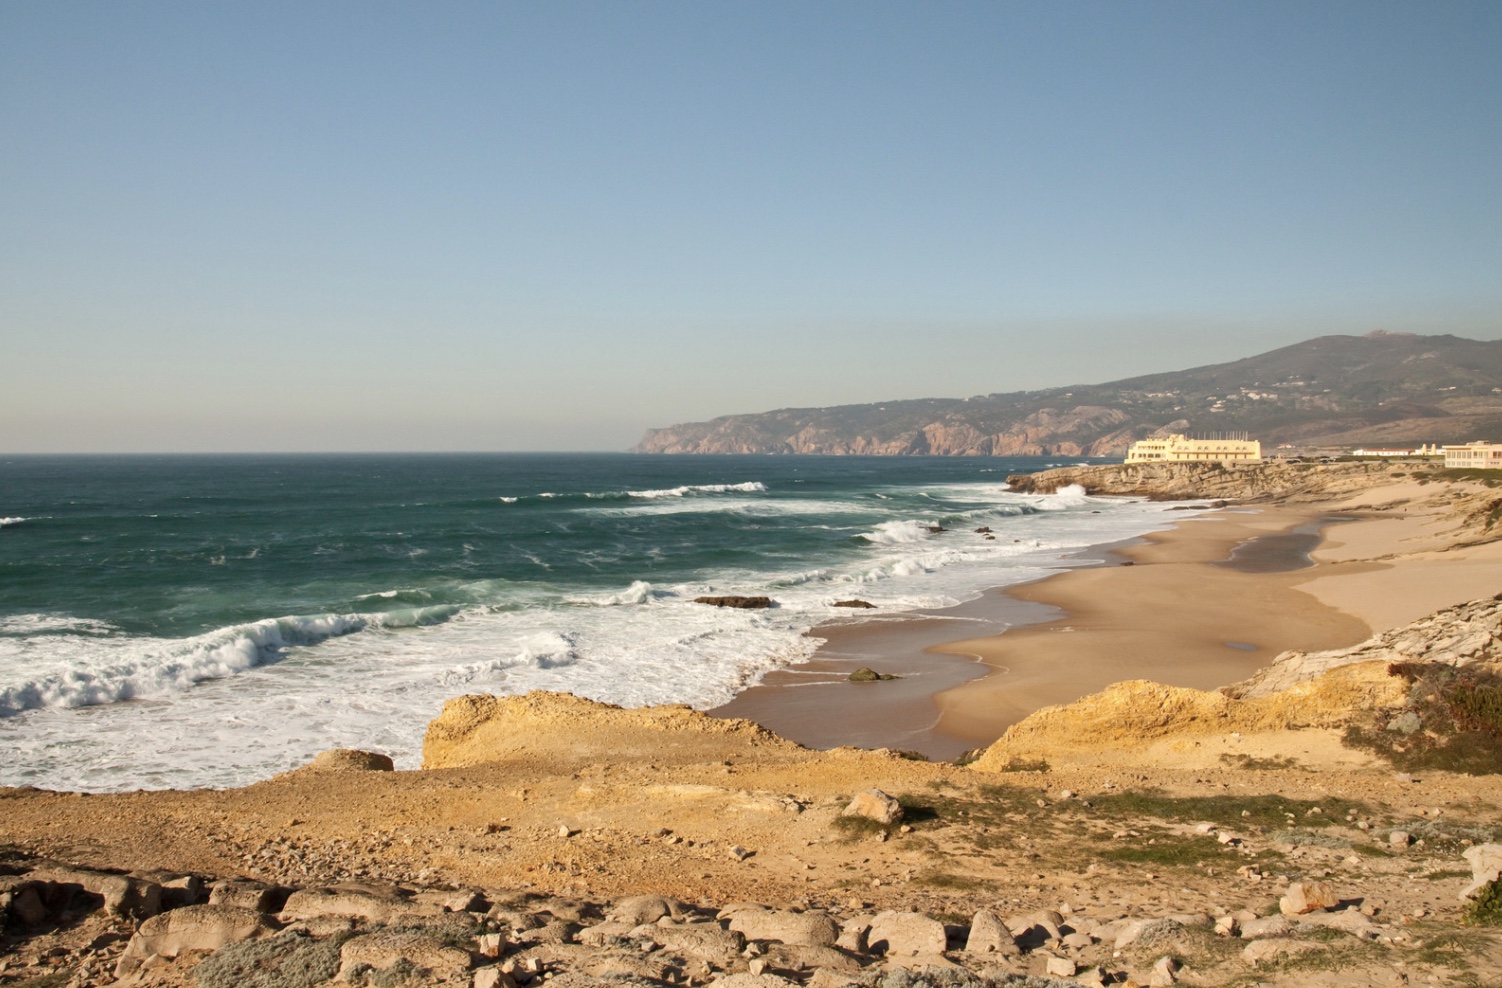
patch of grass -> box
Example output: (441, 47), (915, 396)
(1219, 752), (1302, 771)
(830, 814), (891, 840)
(1100, 833), (1229, 868)
(1465, 878), (1502, 926)
(1342, 663), (1502, 775)
(1410, 927), (1490, 965)
(1424, 868), (1473, 880)
(993, 757), (1050, 773)
(913, 868), (991, 891)
(1077, 790), (1365, 830)
(1268, 829), (1351, 849)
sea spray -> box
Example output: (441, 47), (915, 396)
(0, 453), (1187, 790)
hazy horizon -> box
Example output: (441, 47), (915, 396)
(4, 2), (1500, 454)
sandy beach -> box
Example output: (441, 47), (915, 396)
(717, 470), (1502, 756)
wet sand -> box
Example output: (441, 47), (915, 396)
(713, 506), (1378, 758)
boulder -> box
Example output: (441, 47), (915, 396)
(1297, 909), (1383, 940)
(1239, 915), (1296, 939)
(725, 905), (841, 947)
(606, 894), (691, 926)
(840, 790), (904, 826)
(1279, 880), (1339, 915)
(115, 904), (277, 977)
(337, 930), (473, 981)
(473, 967), (520, 988)
(1461, 843), (1502, 900)
(866, 911), (946, 956)
(306, 748), (395, 771)
(964, 909), (1020, 956)
(832, 600), (876, 609)
(847, 668), (898, 682)
(3, 882), (47, 927)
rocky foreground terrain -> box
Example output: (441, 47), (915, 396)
(5, 462), (1502, 988)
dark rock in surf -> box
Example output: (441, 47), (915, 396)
(693, 596), (774, 609)
(832, 599), (876, 609)
(848, 667), (899, 683)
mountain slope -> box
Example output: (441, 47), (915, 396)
(633, 331), (1502, 455)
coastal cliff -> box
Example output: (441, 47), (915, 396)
(634, 332), (1502, 456)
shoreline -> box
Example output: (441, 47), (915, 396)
(715, 469), (1502, 758)
(713, 505), (1369, 757)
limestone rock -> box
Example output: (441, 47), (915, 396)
(115, 904), (276, 977)
(1239, 915), (1296, 939)
(1461, 843), (1502, 900)
(474, 967), (520, 988)
(964, 909), (1020, 955)
(29, 864), (162, 919)
(1279, 880), (1339, 915)
(840, 789), (904, 825)
(1297, 909), (1383, 939)
(724, 905), (841, 947)
(338, 930), (473, 981)
(209, 879), (284, 912)
(1241, 938), (1327, 965)
(607, 894), (691, 926)
(280, 884), (446, 925)
(708, 973), (802, 987)
(866, 910), (946, 956)
(305, 748), (395, 772)
(422, 691), (785, 771)
(631, 922), (745, 966)
(760, 942), (862, 974)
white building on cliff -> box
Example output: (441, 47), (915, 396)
(1124, 433), (1262, 464)
(1443, 441), (1502, 469)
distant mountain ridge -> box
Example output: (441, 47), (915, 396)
(633, 332), (1502, 456)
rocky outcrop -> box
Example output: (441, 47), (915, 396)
(421, 691), (796, 770)
(968, 663), (1408, 773)
(694, 595), (774, 609)
(1229, 594), (1502, 699)
(1003, 459), (1416, 501)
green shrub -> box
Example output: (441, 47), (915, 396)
(1343, 664), (1502, 775)
(1464, 878), (1502, 926)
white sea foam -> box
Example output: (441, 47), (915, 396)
(861, 519), (941, 544)
(0, 491), (1188, 792)
(0, 517), (30, 526)
(0, 612), (382, 715)
(625, 481), (768, 499)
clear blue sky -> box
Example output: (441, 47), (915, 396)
(3, 1), (1499, 452)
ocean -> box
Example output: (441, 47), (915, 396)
(0, 453), (1185, 792)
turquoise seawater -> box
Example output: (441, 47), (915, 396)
(0, 453), (1180, 790)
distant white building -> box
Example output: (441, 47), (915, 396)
(1443, 441), (1502, 469)
(1124, 434), (1261, 464)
